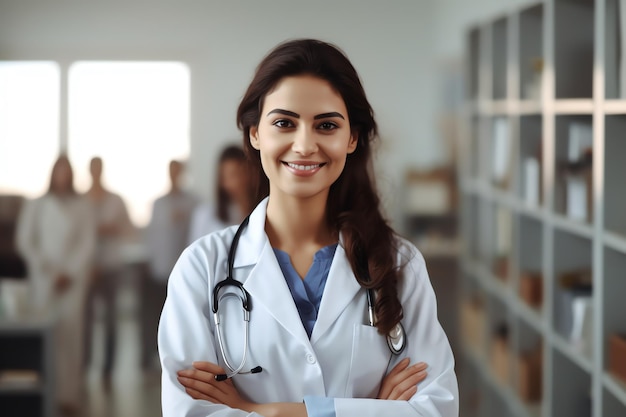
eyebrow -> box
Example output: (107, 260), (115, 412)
(266, 109), (345, 120)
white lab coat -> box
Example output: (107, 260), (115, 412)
(159, 198), (458, 417)
(15, 193), (95, 405)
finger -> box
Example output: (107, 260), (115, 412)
(192, 361), (226, 374)
(381, 362), (426, 398)
(178, 368), (216, 384)
(389, 370), (428, 400)
(178, 375), (230, 397)
(185, 387), (220, 404)
(396, 385), (418, 401)
(387, 358), (411, 377)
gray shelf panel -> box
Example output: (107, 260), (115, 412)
(603, 373), (626, 408)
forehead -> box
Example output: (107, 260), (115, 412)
(263, 75), (347, 116)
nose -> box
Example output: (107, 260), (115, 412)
(292, 127), (318, 156)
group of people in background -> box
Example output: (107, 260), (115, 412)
(13, 145), (253, 416)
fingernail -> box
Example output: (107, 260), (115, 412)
(417, 370), (427, 378)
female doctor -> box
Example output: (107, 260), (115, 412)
(158, 39), (458, 417)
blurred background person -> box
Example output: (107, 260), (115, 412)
(188, 144), (254, 243)
(142, 159), (197, 369)
(83, 156), (135, 388)
(15, 155), (95, 416)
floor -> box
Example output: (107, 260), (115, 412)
(82, 280), (162, 417)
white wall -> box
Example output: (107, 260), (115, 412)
(0, 0), (443, 222)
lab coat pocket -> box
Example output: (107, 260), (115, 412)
(346, 324), (391, 398)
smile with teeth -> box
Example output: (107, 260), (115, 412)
(283, 162), (326, 171)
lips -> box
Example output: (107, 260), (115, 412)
(281, 161), (327, 176)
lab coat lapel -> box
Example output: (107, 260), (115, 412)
(310, 243), (361, 344)
(233, 197), (310, 343)
(242, 242), (311, 343)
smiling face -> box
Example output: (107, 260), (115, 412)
(249, 75), (357, 201)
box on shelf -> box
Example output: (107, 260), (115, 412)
(519, 271), (543, 308)
(609, 333), (626, 384)
(490, 324), (510, 383)
(523, 156), (541, 206)
(404, 168), (455, 216)
(555, 269), (593, 354)
(518, 346), (542, 403)
(491, 118), (513, 189)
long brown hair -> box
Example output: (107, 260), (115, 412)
(48, 155), (77, 195)
(237, 39), (402, 334)
(215, 145), (251, 223)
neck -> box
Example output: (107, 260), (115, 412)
(265, 189), (334, 250)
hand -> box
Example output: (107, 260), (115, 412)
(178, 362), (254, 411)
(54, 274), (72, 294)
(377, 358), (428, 401)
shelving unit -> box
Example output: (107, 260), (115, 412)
(0, 319), (55, 417)
(461, 1), (626, 416)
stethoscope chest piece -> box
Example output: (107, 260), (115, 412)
(387, 322), (406, 355)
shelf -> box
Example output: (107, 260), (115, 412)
(464, 348), (539, 417)
(603, 373), (626, 407)
(604, 230), (626, 255)
(518, 100), (543, 115)
(604, 100), (626, 114)
(552, 99), (594, 114)
(550, 213), (593, 239)
(551, 333), (592, 374)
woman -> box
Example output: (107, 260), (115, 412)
(159, 39), (458, 417)
(16, 155), (95, 415)
(188, 145), (254, 244)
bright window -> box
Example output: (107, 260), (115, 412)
(68, 62), (190, 226)
(0, 61), (60, 198)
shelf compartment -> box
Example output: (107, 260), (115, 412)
(554, 115), (593, 224)
(468, 116), (481, 179)
(552, 229), (593, 360)
(468, 28), (481, 100)
(492, 18), (508, 100)
(518, 116), (543, 205)
(0, 394), (43, 416)
(604, 372), (626, 408)
(603, 247), (626, 386)
(514, 318), (544, 408)
(554, 0), (595, 98)
(551, 347), (593, 417)
(489, 204), (514, 281)
(518, 215), (544, 311)
(604, 115), (626, 236)
(519, 4), (544, 100)
(604, 384), (626, 416)
(605, 0), (622, 99)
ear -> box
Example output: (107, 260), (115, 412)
(347, 131), (358, 154)
(249, 126), (260, 150)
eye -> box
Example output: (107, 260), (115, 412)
(317, 121), (338, 131)
(272, 119), (295, 129)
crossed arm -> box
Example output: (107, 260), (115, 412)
(177, 358), (429, 417)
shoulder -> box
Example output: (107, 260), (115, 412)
(179, 225), (238, 271)
(392, 236), (429, 297)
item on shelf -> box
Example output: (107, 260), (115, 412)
(403, 169), (453, 216)
(492, 256), (509, 281)
(567, 122), (593, 164)
(490, 324), (510, 383)
(519, 271), (543, 308)
(555, 270), (593, 353)
(609, 333), (626, 384)
(0, 369), (40, 387)
(523, 156), (541, 206)
(491, 118), (512, 188)
(461, 298), (485, 352)
(523, 57), (544, 100)
(518, 346), (542, 403)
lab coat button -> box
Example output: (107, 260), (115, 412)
(306, 353), (316, 364)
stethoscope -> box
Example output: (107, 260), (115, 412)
(212, 216), (407, 381)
